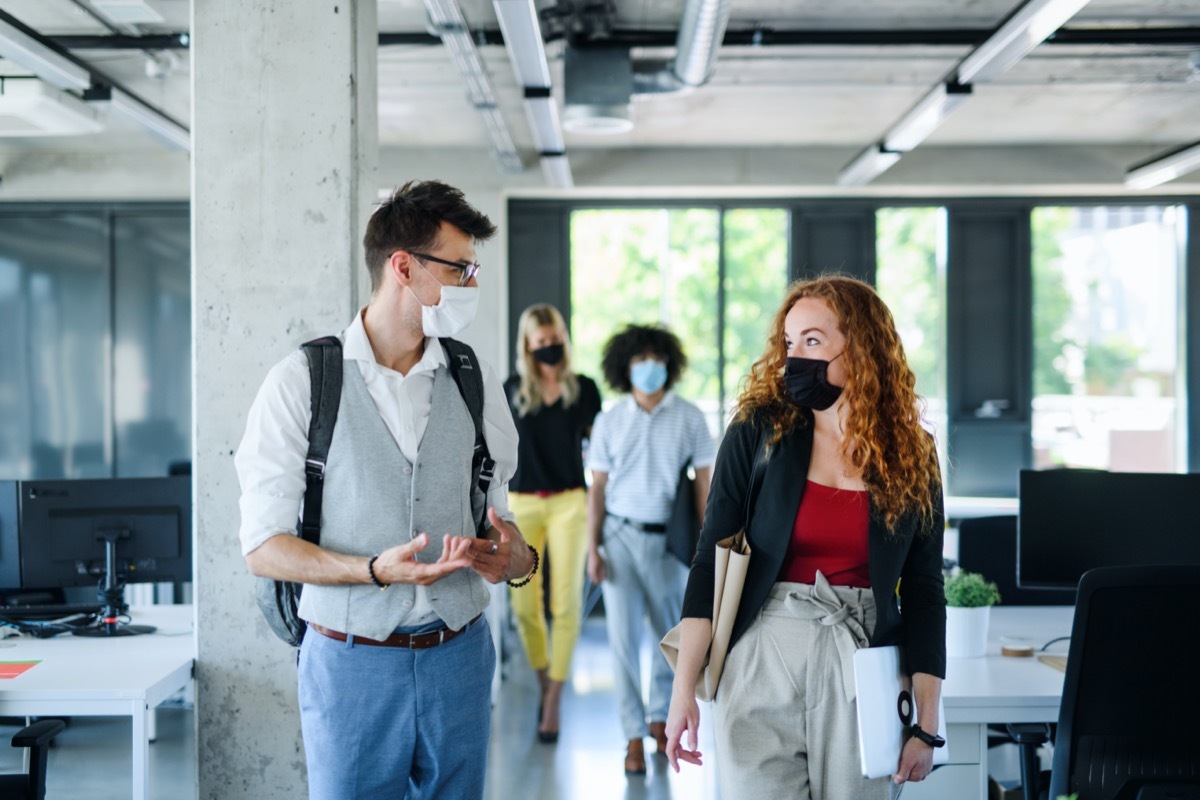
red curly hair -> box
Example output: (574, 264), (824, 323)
(734, 275), (940, 531)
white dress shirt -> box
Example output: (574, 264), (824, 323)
(236, 309), (518, 624)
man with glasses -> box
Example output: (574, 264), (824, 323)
(237, 179), (535, 799)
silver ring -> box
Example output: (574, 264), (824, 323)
(490, 542), (498, 555)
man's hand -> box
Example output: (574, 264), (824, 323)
(586, 546), (606, 585)
(467, 507), (533, 584)
(372, 533), (473, 586)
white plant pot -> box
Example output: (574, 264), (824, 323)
(946, 605), (991, 658)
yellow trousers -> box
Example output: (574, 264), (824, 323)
(508, 489), (588, 682)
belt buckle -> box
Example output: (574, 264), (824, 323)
(437, 628), (447, 645)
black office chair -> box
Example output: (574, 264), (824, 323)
(0, 719), (65, 800)
(1048, 565), (1200, 800)
(957, 515), (1074, 800)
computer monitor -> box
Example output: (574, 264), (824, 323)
(11, 476), (191, 635)
(1017, 468), (1200, 590)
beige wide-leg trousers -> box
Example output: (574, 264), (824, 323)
(712, 575), (889, 800)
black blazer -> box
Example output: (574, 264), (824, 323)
(681, 410), (947, 679)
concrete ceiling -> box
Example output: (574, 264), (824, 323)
(1, 0), (1200, 188)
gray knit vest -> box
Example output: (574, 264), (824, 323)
(296, 361), (490, 640)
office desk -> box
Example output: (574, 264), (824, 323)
(904, 606), (1073, 799)
(0, 605), (194, 800)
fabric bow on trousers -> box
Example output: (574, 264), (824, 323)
(712, 573), (889, 800)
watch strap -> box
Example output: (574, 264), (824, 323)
(910, 724), (946, 748)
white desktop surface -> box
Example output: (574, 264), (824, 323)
(0, 604), (195, 800)
(903, 605), (1074, 800)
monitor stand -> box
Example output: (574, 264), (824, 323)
(73, 528), (156, 637)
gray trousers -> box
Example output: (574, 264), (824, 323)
(712, 576), (890, 800)
(599, 515), (687, 740)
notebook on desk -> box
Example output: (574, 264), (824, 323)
(1038, 654), (1068, 672)
(853, 645), (949, 779)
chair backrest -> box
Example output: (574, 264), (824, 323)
(957, 515), (1075, 606)
(1049, 565), (1200, 800)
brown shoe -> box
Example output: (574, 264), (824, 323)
(624, 738), (646, 776)
(648, 721), (668, 755)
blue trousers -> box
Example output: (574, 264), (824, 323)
(298, 616), (495, 800)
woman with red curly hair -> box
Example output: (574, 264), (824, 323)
(664, 275), (946, 799)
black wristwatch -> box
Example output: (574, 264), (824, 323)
(910, 724), (946, 748)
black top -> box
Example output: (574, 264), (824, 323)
(504, 374), (602, 493)
(681, 409), (947, 679)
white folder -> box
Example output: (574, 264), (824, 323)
(852, 645), (949, 780)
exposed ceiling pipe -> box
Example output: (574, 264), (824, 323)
(633, 0), (732, 95)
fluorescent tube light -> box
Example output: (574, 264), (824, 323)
(0, 79), (102, 136)
(425, 0), (524, 174)
(540, 154), (573, 188)
(0, 13), (92, 91)
(523, 93), (564, 153)
(1125, 141), (1200, 190)
(837, 144), (902, 187)
(110, 88), (189, 150)
(956, 0), (1091, 84)
(883, 81), (972, 152)
(494, 0), (551, 88)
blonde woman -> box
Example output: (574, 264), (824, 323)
(664, 276), (946, 799)
(505, 304), (602, 742)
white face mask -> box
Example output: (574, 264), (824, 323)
(408, 283), (479, 338)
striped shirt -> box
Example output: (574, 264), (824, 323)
(587, 393), (716, 524)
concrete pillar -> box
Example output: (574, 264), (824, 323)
(191, 2), (377, 797)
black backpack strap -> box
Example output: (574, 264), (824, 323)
(298, 336), (343, 545)
(439, 337), (494, 535)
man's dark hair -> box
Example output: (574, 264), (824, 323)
(363, 180), (497, 291)
(601, 323), (687, 394)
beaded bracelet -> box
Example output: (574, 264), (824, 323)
(368, 554), (389, 590)
(507, 544), (539, 588)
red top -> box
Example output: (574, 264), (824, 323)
(779, 480), (871, 587)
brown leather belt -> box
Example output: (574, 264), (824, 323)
(309, 614), (482, 650)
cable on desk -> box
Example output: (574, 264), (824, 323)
(1040, 635), (1071, 651)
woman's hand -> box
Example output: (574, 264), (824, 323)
(892, 735), (936, 784)
(664, 690), (702, 773)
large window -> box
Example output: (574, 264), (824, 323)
(1031, 205), (1186, 472)
(875, 207), (948, 459)
(570, 207), (787, 434)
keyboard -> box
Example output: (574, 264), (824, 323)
(0, 603), (102, 621)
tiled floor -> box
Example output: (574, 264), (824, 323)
(0, 616), (721, 799)
(0, 616), (1030, 799)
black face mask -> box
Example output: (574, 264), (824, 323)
(784, 353), (844, 410)
(531, 344), (565, 366)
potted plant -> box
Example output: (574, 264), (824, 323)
(944, 569), (1001, 658)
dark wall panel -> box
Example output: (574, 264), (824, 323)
(790, 209), (876, 283)
(507, 201), (570, 365)
(947, 207), (1032, 496)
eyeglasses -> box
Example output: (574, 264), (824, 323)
(406, 250), (481, 287)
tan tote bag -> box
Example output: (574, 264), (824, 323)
(660, 434), (766, 701)
(660, 530), (752, 700)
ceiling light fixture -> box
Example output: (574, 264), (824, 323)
(540, 153), (572, 188)
(425, 0), (523, 174)
(1125, 141), (1200, 189)
(0, 79), (103, 136)
(109, 88), (189, 150)
(956, 0), (1092, 84)
(0, 11), (91, 91)
(836, 144), (902, 187)
(883, 81), (973, 152)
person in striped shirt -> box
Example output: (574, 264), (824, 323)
(585, 323), (716, 776)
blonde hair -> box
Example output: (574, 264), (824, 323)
(734, 275), (940, 531)
(514, 304), (579, 416)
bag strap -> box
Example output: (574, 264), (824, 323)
(298, 336), (343, 545)
(742, 426), (768, 529)
(439, 337), (494, 535)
